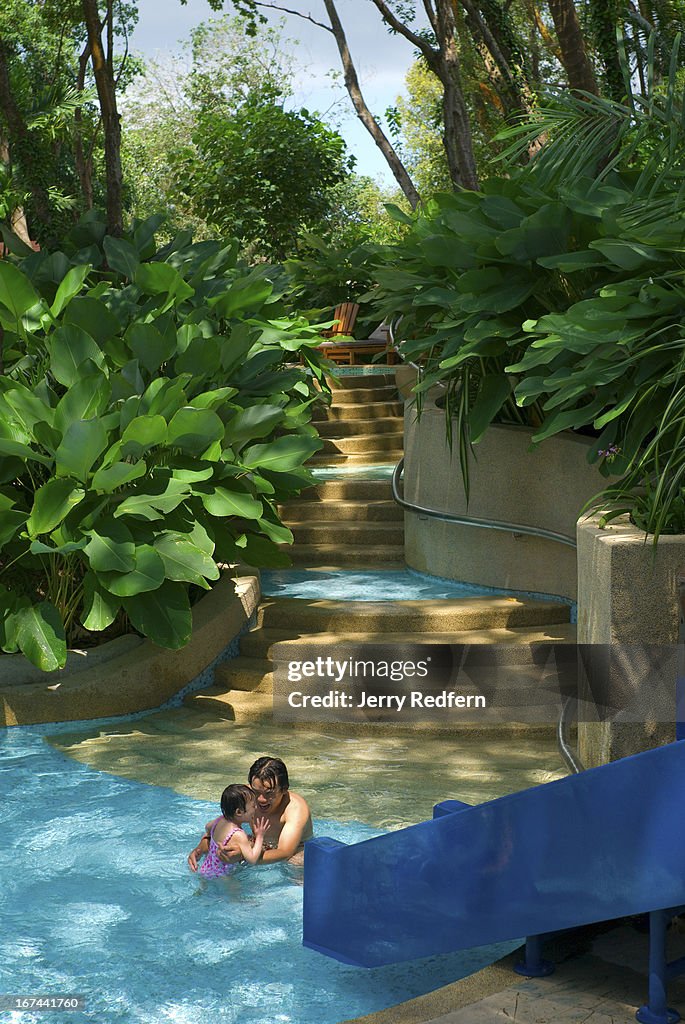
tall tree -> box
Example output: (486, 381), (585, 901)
(82, 0), (123, 234)
(546, 0), (599, 94)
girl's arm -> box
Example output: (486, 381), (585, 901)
(226, 818), (269, 866)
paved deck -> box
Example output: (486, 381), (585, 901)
(344, 921), (685, 1024)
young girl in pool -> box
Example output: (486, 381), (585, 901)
(198, 784), (269, 879)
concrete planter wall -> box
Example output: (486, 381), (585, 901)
(403, 404), (605, 600)
(576, 516), (684, 765)
(0, 571), (260, 727)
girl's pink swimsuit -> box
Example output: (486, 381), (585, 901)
(199, 821), (242, 878)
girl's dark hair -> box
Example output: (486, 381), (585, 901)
(248, 756), (289, 791)
(220, 784), (254, 820)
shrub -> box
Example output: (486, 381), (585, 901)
(0, 213), (328, 669)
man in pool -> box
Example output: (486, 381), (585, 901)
(187, 756), (313, 870)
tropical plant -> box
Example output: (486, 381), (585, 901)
(367, 177), (608, 492)
(0, 212), (328, 670)
(501, 35), (685, 537)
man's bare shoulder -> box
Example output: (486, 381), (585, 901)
(284, 790), (312, 824)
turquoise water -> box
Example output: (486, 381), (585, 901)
(310, 464), (395, 480)
(0, 727), (518, 1024)
(262, 568), (574, 611)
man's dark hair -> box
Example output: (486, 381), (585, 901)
(248, 756), (289, 791)
(220, 783), (254, 819)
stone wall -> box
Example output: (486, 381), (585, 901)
(403, 404), (605, 600)
(0, 571), (260, 726)
(576, 516), (685, 765)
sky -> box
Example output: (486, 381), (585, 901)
(128, 0), (425, 183)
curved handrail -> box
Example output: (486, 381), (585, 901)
(557, 697), (585, 774)
(392, 458), (577, 549)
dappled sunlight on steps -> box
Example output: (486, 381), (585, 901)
(184, 371), (576, 733)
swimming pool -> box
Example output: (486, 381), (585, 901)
(1, 725), (521, 1024)
(261, 567), (576, 612)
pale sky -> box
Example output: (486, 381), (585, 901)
(129, 0), (425, 182)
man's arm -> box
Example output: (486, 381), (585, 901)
(187, 832), (210, 872)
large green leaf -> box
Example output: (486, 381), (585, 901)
(198, 484), (262, 519)
(121, 414), (168, 455)
(225, 405), (285, 451)
(47, 325), (106, 388)
(126, 322), (177, 373)
(91, 459), (148, 492)
(0, 509), (27, 548)
(100, 544), (166, 596)
(103, 236), (140, 280)
(81, 572), (120, 631)
(0, 262), (41, 321)
(63, 296), (120, 345)
(210, 274), (273, 317)
(241, 435), (321, 472)
(6, 602), (67, 671)
(55, 419), (109, 482)
(51, 264), (92, 318)
(124, 580), (192, 649)
(54, 373), (111, 436)
(0, 438), (51, 465)
(26, 479), (86, 537)
(167, 407), (224, 454)
(135, 263), (194, 305)
(114, 479), (191, 519)
(154, 534), (220, 586)
(84, 520), (136, 573)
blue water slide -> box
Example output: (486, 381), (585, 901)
(303, 740), (685, 969)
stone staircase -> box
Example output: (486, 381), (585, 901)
(308, 372), (403, 467)
(184, 372), (577, 731)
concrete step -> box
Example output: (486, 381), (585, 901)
(258, 596), (571, 632)
(307, 453), (400, 466)
(328, 374), (396, 390)
(300, 479), (394, 501)
(329, 386), (399, 405)
(289, 521), (404, 545)
(287, 544), (405, 567)
(184, 688), (274, 724)
(280, 499), (403, 523)
(206, 656), (273, 691)
(239, 623), (577, 659)
(320, 433), (403, 455)
(313, 401), (404, 421)
(316, 417), (403, 438)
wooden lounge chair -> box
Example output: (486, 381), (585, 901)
(318, 304), (397, 365)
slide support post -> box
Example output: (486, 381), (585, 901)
(514, 934), (554, 978)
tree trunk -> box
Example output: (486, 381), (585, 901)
(547, 0), (599, 94)
(435, 0), (479, 189)
(82, 0), (123, 234)
(459, 0), (536, 119)
(74, 40), (94, 209)
(322, 0), (421, 208)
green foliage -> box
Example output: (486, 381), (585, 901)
(374, 33), (685, 535)
(171, 85), (352, 261)
(0, 212), (329, 670)
(368, 176), (605, 494)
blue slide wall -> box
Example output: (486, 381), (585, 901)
(303, 741), (685, 967)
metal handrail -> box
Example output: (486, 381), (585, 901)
(557, 697), (585, 774)
(391, 458), (577, 549)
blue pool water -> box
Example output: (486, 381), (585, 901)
(262, 568), (574, 610)
(1, 727), (519, 1024)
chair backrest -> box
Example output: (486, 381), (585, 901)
(330, 302), (359, 337)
